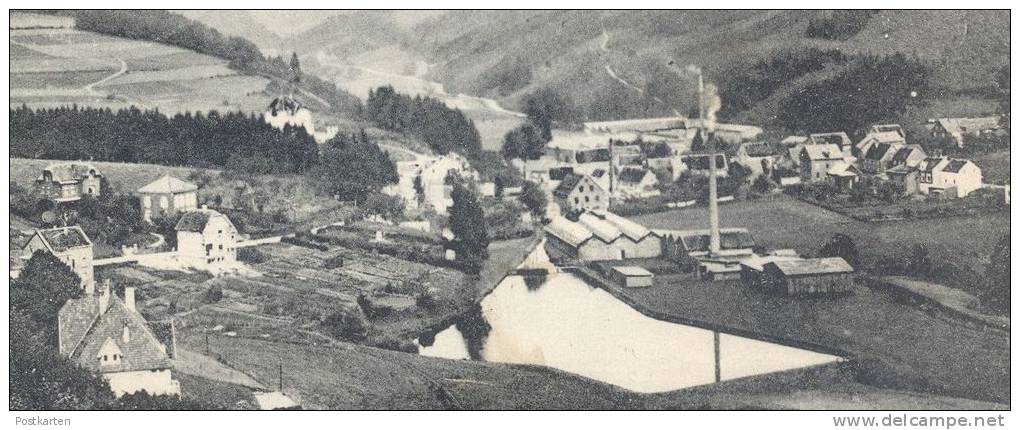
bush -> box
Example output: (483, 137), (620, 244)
(321, 309), (368, 342)
(357, 294), (394, 320)
(323, 255), (344, 269)
(201, 285), (223, 304)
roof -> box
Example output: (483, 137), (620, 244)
(58, 292), (173, 373)
(612, 266), (654, 277)
(936, 117), (1000, 136)
(827, 161), (860, 177)
(175, 211), (212, 232)
(682, 153), (727, 170)
(870, 124), (904, 136)
(544, 216), (593, 247)
(138, 174), (199, 194)
(942, 159), (972, 174)
(809, 132), (851, 149)
(545, 211), (653, 248)
(890, 147), (920, 165)
(858, 131), (905, 149)
(886, 164), (918, 175)
(37, 162), (101, 184)
(781, 136), (809, 146)
(254, 392), (300, 410)
(268, 96), (303, 116)
(920, 157), (947, 174)
(553, 174), (583, 199)
(25, 226), (92, 253)
(741, 141), (776, 157)
(864, 142), (894, 161)
(802, 144), (843, 161)
(548, 166), (575, 181)
(617, 167), (651, 185)
(765, 257), (854, 277)
(740, 254), (803, 271)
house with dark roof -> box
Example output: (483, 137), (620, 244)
(138, 175), (199, 222)
(860, 141), (905, 175)
(931, 116), (1002, 148)
(917, 157), (983, 198)
(175, 208), (239, 274)
(658, 227), (756, 279)
(58, 281), (179, 397)
(552, 173), (609, 215)
(736, 141), (779, 178)
(21, 226), (93, 288)
(887, 146), (927, 170)
(33, 162), (102, 203)
(855, 126), (906, 157)
(679, 153), (729, 177)
(616, 167), (659, 198)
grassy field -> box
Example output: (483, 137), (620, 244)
(632, 194), (1009, 296)
(598, 272), (1009, 405)
(10, 27), (274, 115)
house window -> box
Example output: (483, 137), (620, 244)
(585, 196), (590, 203)
(574, 197), (580, 204)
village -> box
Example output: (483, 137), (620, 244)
(7, 10), (1011, 412)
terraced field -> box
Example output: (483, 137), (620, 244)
(10, 27), (273, 114)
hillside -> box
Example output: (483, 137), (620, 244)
(270, 10), (1008, 128)
(9, 23), (272, 114)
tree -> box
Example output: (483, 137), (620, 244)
(289, 52), (302, 84)
(311, 132), (398, 201)
(983, 233), (1010, 314)
(501, 123), (545, 160)
(10, 251), (83, 329)
(522, 89), (574, 142)
(996, 65), (1010, 129)
(519, 181), (548, 219)
(362, 192), (405, 221)
(905, 244), (932, 277)
(448, 183), (490, 271)
(818, 233), (859, 267)
(321, 309), (367, 342)
(751, 174), (774, 196)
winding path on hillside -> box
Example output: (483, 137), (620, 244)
(598, 24), (669, 109)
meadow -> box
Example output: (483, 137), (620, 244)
(10, 27), (273, 115)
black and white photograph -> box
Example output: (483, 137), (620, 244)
(4, 4), (1014, 426)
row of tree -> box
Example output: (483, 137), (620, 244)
(11, 105), (321, 174)
(364, 86), (482, 158)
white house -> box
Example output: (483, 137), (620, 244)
(917, 157), (983, 198)
(553, 173), (609, 213)
(384, 154), (478, 215)
(175, 208), (239, 274)
(58, 281), (179, 397)
(615, 167), (659, 198)
(138, 175), (199, 222)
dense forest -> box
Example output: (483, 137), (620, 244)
(805, 10), (880, 41)
(776, 53), (933, 133)
(365, 86), (482, 158)
(10, 105), (320, 174)
(719, 48), (848, 117)
(43, 10), (363, 118)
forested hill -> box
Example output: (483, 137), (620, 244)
(263, 10), (1007, 132)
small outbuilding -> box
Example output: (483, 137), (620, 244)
(610, 266), (654, 288)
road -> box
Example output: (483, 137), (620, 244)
(83, 57), (128, 94)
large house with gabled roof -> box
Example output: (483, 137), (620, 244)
(58, 281), (179, 397)
(917, 157), (983, 198)
(799, 144), (844, 183)
(553, 173), (609, 213)
(33, 162), (102, 203)
(138, 174), (199, 222)
(175, 208), (239, 273)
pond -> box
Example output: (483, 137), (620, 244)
(418, 245), (841, 393)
